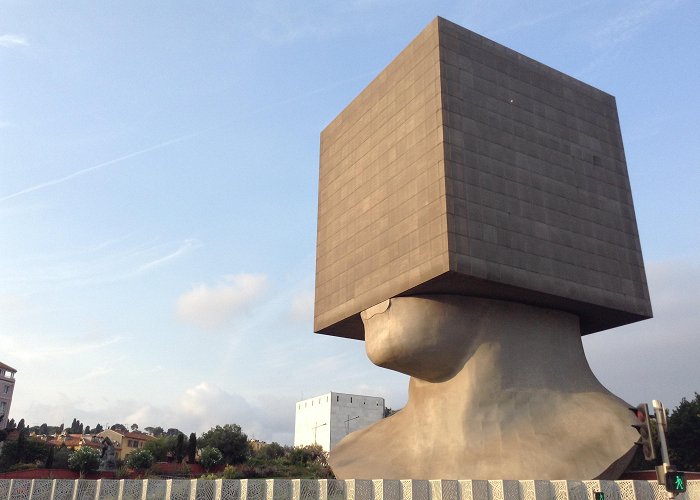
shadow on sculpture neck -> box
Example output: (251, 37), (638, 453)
(329, 295), (638, 480)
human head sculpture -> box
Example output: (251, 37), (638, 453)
(314, 17), (652, 480)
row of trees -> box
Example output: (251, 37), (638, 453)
(0, 421), (331, 478)
(24, 420), (186, 437)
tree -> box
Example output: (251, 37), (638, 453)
(131, 423), (139, 431)
(144, 435), (178, 461)
(0, 436), (48, 470)
(70, 418), (83, 434)
(17, 419), (25, 432)
(5, 418), (15, 430)
(259, 442), (285, 460)
(199, 424), (249, 465)
(52, 448), (71, 469)
(165, 428), (181, 437)
(187, 433), (197, 463)
(39, 423), (49, 435)
(16, 429), (27, 463)
(199, 446), (223, 472)
(126, 449), (155, 472)
(94, 423), (104, 434)
(145, 426), (164, 437)
(84, 425), (91, 434)
(383, 407), (399, 418)
(68, 447), (100, 478)
(668, 393), (700, 471)
(110, 423), (128, 433)
(45, 446), (55, 469)
(175, 433), (185, 463)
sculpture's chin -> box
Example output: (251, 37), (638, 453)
(365, 332), (461, 382)
(362, 296), (471, 382)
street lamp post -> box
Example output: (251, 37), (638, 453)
(345, 415), (359, 435)
(312, 422), (327, 445)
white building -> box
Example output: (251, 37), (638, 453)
(0, 362), (17, 430)
(294, 392), (385, 452)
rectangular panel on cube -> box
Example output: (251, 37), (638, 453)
(314, 17), (652, 340)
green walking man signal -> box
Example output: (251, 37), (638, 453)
(665, 471), (686, 494)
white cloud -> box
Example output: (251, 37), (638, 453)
(136, 238), (202, 274)
(120, 382), (295, 443)
(0, 334), (122, 364)
(248, 2), (343, 44)
(73, 365), (116, 384)
(0, 131), (203, 203)
(0, 34), (28, 48)
(1, 237), (201, 292)
(0, 293), (28, 313)
(591, 0), (680, 49)
(489, 1), (597, 36)
(289, 289), (314, 324)
(176, 273), (269, 330)
(17, 382), (295, 444)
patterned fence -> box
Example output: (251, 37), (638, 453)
(0, 479), (697, 500)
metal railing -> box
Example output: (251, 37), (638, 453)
(0, 479), (696, 500)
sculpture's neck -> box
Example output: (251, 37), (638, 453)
(333, 297), (638, 480)
(406, 305), (610, 412)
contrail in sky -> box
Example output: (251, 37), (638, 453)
(0, 131), (203, 203)
(1, 68), (380, 204)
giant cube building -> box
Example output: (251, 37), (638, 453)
(315, 17), (652, 340)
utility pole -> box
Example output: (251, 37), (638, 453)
(651, 400), (686, 499)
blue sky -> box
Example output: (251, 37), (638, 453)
(1, 0), (698, 444)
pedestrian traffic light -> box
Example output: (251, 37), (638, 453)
(594, 492), (605, 500)
(665, 471), (686, 494)
(634, 403), (656, 461)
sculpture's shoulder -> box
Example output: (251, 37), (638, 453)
(329, 412), (414, 479)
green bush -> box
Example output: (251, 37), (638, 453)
(68, 447), (100, 477)
(198, 424), (248, 464)
(115, 464), (130, 479)
(199, 445), (223, 472)
(126, 449), (155, 472)
(7, 463), (38, 472)
(51, 448), (71, 469)
(221, 464), (240, 479)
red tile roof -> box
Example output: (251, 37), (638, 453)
(46, 434), (105, 449)
(103, 430), (155, 441)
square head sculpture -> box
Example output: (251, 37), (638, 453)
(314, 17), (652, 340)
